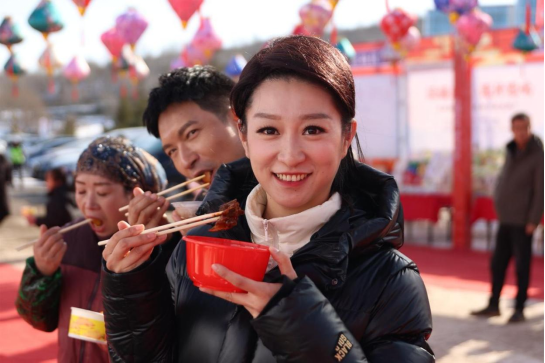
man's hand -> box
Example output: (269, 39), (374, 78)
(128, 187), (170, 229)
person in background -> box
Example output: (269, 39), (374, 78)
(130, 66), (246, 224)
(472, 113), (544, 323)
(8, 140), (25, 189)
(26, 168), (75, 229)
(15, 136), (172, 363)
(0, 142), (12, 224)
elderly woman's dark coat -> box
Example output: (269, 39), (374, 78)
(102, 158), (435, 363)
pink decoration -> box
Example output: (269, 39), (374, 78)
(183, 43), (209, 66)
(168, 0), (203, 28)
(116, 8), (148, 49)
(63, 55), (90, 83)
(399, 26), (421, 53)
(39, 44), (61, 94)
(456, 9), (492, 48)
(101, 27), (125, 61)
(380, 8), (416, 43)
(299, 0), (333, 37)
(192, 18), (222, 59)
(292, 23), (311, 36)
(170, 55), (187, 70)
(72, 0), (92, 16)
(129, 56), (149, 83)
(63, 55), (90, 100)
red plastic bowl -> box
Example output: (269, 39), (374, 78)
(184, 236), (271, 292)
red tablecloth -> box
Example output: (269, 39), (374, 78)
(400, 194), (452, 223)
(471, 196), (497, 223)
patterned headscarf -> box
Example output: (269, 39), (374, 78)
(76, 136), (167, 193)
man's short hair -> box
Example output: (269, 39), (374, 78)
(511, 112), (531, 124)
(143, 65), (235, 138)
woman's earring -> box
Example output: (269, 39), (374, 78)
(237, 120), (244, 132)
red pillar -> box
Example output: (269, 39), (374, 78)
(452, 40), (472, 250)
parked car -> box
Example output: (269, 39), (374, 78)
(31, 128), (185, 188)
(26, 136), (76, 165)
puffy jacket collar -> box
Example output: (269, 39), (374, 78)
(195, 158), (403, 291)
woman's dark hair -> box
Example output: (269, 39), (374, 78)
(230, 35), (364, 199)
(48, 167), (67, 186)
(143, 65), (235, 138)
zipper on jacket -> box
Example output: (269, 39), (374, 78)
(78, 274), (101, 363)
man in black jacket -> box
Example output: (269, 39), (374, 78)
(472, 113), (544, 323)
(27, 168), (74, 228)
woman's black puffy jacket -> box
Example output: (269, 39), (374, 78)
(102, 158), (435, 362)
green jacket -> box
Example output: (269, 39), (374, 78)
(9, 146), (25, 165)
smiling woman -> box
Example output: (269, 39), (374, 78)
(102, 36), (435, 363)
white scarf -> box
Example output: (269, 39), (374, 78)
(245, 184), (342, 271)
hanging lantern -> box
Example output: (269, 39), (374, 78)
(434, 0), (478, 23)
(0, 17), (24, 52)
(170, 55), (188, 70)
(335, 38), (356, 62)
(513, 29), (541, 52)
(224, 54), (247, 79)
(116, 8), (148, 51)
(399, 26), (421, 55)
(129, 56), (149, 85)
(513, 2), (542, 53)
(328, 0), (340, 10)
(168, 0), (204, 29)
(63, 55), (90, 101)
(456, 9), (492, 53)
(192, 18), (222, 59)
(184, 43), (209, 66)
(39, 44), (62, 94)
(380, 8), (416, 49)
(434, 0), (451, 12)
(299, 0), (333, 37)
(114, 45), (137, 97)
(28, 0), (64, 41)
(72, 0), (92, 16)
(101, 27), (125, 62)
(4, 53), (26, 97)
(450, 0), (478, 15)
(380, 42), (402, 64)
(129, 56), (149, 99)
(292, 24), (312, 36)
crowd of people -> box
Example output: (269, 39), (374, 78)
(6, 35), (543, 363)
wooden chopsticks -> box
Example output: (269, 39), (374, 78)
(118, 174), (209, 212)
(15, 218), (94, 251)
(97, 211), (222, 246)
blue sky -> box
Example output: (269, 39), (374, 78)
(1, 0), (515, 72)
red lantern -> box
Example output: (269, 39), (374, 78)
(101, 27), (125, 62)
(380, 8), (416, 47)
(456, 9), (492, 53)
(168, 0), (204, 29)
